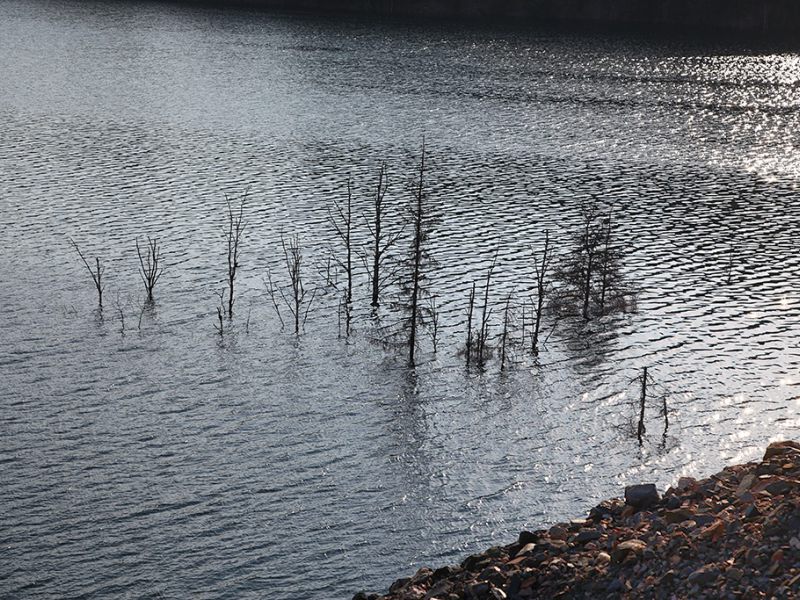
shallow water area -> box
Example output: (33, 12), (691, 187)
(2, 2), (800, 598)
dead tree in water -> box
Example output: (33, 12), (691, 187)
(363, 162), (402, 308)
(476, 253), (498, 365)
(113, 292), (126, 335)
(213, 290), (225, 336)
(530, 231), (552, 354)
(462, 256), (498, 367)
(328, 178), (354, 306)
(399, 142), (435, 366)
(316, 253), (338, 289)
(500, 292), (511, 370)
(264, 271), (284, 330)
(638, 366), (648, 446)
(136, 236), (163, 303)
(69, 237), (104, 309)
(465, 282), (476, 366)
(427, 294), (440, 353)
(136, 298), (147, 331)
(337, 291), (352, 338)
(224, 193), (246, 318)
(269, 234), (317, 334)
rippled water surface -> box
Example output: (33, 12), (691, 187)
(3, 2), (800, 598)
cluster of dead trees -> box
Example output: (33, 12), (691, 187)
(69, 149), (635, 367)
(460, 199), (636, 369)
(68, 236), (163, 312)
(259, 143), (436, 366)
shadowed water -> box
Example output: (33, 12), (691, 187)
(2, 2), (800, 598)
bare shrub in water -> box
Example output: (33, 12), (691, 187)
(267, 234), (317, 334)
(136, 236), (163, 304)
(223, 192), (246, 319)
(462, 253), (497, 367)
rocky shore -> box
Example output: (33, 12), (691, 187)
(356, 441), (800, 599)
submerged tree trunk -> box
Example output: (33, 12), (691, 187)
(531, 230), (551, 354)
(371, 163), (386, 307)
(69, 237), (104, 309)
(225, 194), (246, 319)
(599, 214), (612, 313)
(408, 143), (426, 366)
(638, 366), (648, 445)
(466, 282), (476, 366)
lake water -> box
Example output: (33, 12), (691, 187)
(3, 2), (800, 598)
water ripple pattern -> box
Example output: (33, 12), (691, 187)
(2, 2), (800, 599)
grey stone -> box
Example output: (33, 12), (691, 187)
(625, 484), (660, 509)
(574, 529), (602, 543)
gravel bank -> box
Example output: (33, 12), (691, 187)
(357, 441), (800, 599)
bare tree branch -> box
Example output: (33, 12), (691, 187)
(224, 192), (246, 318)
(136, 236), (163, 303)
(68, 237), (104, 308)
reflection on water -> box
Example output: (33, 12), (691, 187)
(2, 1), (800, 599)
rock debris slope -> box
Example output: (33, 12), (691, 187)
(356, 441), (800, 599)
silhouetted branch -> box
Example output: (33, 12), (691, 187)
(136, 236), (163, 303)
(500, 292), (512, 370)
(363, 162), (403, 308)
(328, 178), (354, 307)
(265, 270), (286, 330)
(465, 282), (476, 366)
(476, 251), (498, 365)
(427, 293), (440, 353)
(213, 289), (225, 336)
(224, 193), (246, 318)
(276, 234), (317, 334)
(68, 237), (104, 309)
(531, 230), (552, 354)
(638, 366), (648, 445)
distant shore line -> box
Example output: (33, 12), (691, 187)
(181, 0), (800, 34)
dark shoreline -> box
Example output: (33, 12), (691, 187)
(360, 441), (800, 599)
(154, 0), (800, 34)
